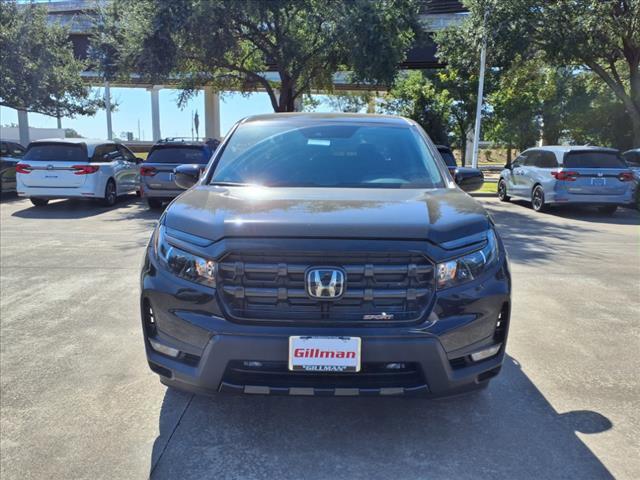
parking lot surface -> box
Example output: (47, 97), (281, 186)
(1, 194), (639, 479)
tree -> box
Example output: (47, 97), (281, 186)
(325, 92), (374, 113)
(383, 71), (452, 145)
(564, 74), (635, 148)
(92, 0), (421, 112)
(64, 128), (83, 138)
(464, 0), (640, 147)
(0, 1), (102, 117)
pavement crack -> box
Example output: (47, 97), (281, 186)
(150, 393), (194, 477)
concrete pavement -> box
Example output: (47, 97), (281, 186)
(1, 194), (638, 479)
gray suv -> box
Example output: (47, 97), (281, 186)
(139, 113), (510, 398)
(498, 146), (636, 214)
(140, 139), (217, 209)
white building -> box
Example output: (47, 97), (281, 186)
(0, 126), (65, 145)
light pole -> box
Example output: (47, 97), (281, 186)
(471, 8), (489, 169)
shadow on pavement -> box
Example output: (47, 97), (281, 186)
(10, 194), (163, 222)
(0, 191), (22, 203)
(10, 195), (142, 219)
(148, 356), (612, 480)
(501, 199), (640, 226)
(483, 202), (597, 266)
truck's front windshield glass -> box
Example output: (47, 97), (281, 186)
(211, 121), (445, 188)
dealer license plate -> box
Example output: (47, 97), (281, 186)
(591, 177), (606, 186)
(288, 336), (361, 372)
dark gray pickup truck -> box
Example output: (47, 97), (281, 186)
(139, 113), (511, 398)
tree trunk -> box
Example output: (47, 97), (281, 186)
(459, 129), (467, 166)
(506, 147), (512, 164)
(276, 75), (296, 112)
(631, 111), (640, 147)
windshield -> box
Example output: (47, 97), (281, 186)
(147, 146), (210, 164)
(564, 151), (627, 169)
(211, 122), (445, 188)
(23, 143), (86, 162)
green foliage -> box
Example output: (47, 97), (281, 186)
(465, 0), (640, 146)
(383, 71), (451, 145)
(564, 75), (635, 148)
(64, 128), (83, 138)
(93, 0), (421, 112)
(0, 1), (102, 117)
(323, 92), (374, 113)
(484, 57), (590, 150)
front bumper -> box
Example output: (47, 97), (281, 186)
(140, 246), (511, 397)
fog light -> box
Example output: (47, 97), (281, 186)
(243, 361), (263, 368)
(149, 338), (180, 358)
(385, 363), (406, 370)
(470, 344), (501, 362)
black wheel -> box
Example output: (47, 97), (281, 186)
(497, 179), (510, 202)
(597, 205), (617, 215)
(147, 198), (163, 209)
(30, 198), (49, 207)
(101, 179), (117, 207)
(531, 185), (547, 212)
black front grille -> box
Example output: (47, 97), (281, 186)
(217, 251), (435, 325)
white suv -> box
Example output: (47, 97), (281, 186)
(16, 139), (141, 207)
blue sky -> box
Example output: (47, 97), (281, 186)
(0, 87), (335, 140)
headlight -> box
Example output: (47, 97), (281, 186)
(437, 229), (499, 289)
(153, 225), (216, 287)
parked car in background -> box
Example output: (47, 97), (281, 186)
(140, 138), (216, 209)
(436, 144), (457, 176)
(622, 148), (640, 175)
(16, 139), (141, 207)
(622, 148), (640, 209)
(436, 144), (485, 190)
(0, 140), (25, 193)
(498, 146), (636, 214)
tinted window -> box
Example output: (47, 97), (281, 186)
(564, 151), (627, 169)
(24, 143), (86, 162)
(118, 145), (137, 161)
(537, 151), (558, 168)
(1, 142), (24, 158)
(512, 155), (526, 168)
(92, 144), (121, 162)
(623, 151), (640, 167)
(212, 122), (445, 188)
(146, 146), (209, 164)
(523, 152), (539, 166)
(438, 148), (457, 167)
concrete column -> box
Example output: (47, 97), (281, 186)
(204, 87), (221, 139)
(150, 86), (161, 141)
(367, 96), (376, 114)
(17, 109), (29, 146)
(104, 81), (113, 140)
(465, 128), (474, 167)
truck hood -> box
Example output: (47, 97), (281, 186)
(164, 185), (490, 247)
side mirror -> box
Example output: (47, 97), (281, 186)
(136, 157), (144, 164)
(174, 164), (201, 190)
(454, 167), (484, 192)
